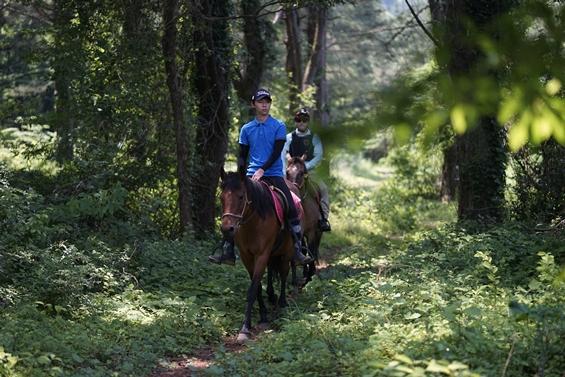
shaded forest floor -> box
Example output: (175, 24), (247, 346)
(149, 244), (347, 377)
(1, 152), (564, 376)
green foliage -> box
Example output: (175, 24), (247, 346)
(207, 158), (563, 376)
(507, 141), (565, 222)
(379, 1), (565, 149)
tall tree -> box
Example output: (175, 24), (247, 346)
(233, 0), (271, 115)
(52, 0), (77, 162)
(189, 0), (232, 236)
(304, 5), (329, 127)
(432, 1), (513, 221)
(121, 0), (150, 162)
(162, 0), (192, 234)
(284, 4), (330, 123)
(284, 6), (302, 113)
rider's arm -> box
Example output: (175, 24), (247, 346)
(260, 139), (285, 171)
(237, 143), (249, 173)
(281, 133), (292, 173)
(305, 134), (323, 171)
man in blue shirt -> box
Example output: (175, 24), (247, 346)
(209, 89), (312, 266)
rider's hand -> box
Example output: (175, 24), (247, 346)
(251, 168), (264, 181)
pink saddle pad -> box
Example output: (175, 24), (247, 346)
(264, 183), (303, 225)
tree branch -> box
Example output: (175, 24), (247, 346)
(405, 0), (439, 47)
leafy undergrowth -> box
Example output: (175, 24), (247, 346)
(1, 160), (564, 376)
(204, 182), (565, 377)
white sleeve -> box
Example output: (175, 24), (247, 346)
(281, 133), (292, 174)
(305, 134), (323, 171)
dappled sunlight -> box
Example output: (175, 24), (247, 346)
(332, 152), (394, 190)
(0, 126), (60, 174)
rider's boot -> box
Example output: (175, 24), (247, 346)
(291, 224), (313, 265)
(319, 216), (332, 232)
(208, 240), (236, 265)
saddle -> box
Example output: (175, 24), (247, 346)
(261, 182), (303, 228)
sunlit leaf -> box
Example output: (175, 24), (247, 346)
(545, 78), (562, 96)
(531, 116), (552, 144)
(394, 354), (414, 365)
(426, 360), (450, 374)
(450, 105), (467, 134)
(508, 111), (531, 151)
(394, 123), (412, 144)
(448, 361), (469, 371)
(498, 90), (523, 124)
(404, 312), (422, 320)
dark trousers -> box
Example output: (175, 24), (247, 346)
(261, 176), (299, 225)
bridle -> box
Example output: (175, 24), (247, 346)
(287, 163), (307, 190)
(221, 192), (253, 229)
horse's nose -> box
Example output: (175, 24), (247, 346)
(220, 223), (236, 238)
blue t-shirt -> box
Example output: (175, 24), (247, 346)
(239, 115), (287, 177)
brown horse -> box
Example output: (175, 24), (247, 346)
(286, 156), (323, 285)
(219, 169), (296, 343)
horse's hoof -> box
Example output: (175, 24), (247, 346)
(236, 332), (251, 343)
(256, 322), (270, 331)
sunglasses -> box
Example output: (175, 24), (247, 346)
(295, 116), (309, 123)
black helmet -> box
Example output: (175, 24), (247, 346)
(294, 108), (310, 122)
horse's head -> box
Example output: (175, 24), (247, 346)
(219, 170), (249, 239)
(286, 155), (307, 189)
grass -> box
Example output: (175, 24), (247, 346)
(0, 135), (563, 376)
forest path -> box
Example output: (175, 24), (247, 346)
(150, 153), (384, 376)
(148, 245), (344, 377)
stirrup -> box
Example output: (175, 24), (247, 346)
(293, 245), (313, 265)
(319, 219), (331, 232)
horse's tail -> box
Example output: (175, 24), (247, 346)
(268, 256), (282, 284)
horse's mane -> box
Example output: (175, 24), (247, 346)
(287, 156), (306, 169)
(221, 172), (274, 219)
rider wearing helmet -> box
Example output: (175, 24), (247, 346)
(209, 89), (313, 266)
(282, 108), (331, 232)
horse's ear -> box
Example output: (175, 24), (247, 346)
(300, 154), (306, 161)
(286, 153), (292, 163)
(220, 167), (226, 181)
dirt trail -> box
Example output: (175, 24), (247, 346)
(149, 248), (341, 377)
(149, 335), (245, 377)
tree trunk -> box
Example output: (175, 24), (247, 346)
(189, 0), (232, 236)
(440, 142), (457, 202)
(436, 0), (511, 222)
(285, 7), (302, 113)
(303, 6), (329, 127)
(122, 0), (149, 163)
(457, 117), (506, 220)
(53, 0), (75, 162)
(540, 140), (565, 221)
(162, 0), (192, 234)
(233, 0), (268, 114)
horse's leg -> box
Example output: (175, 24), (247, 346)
(278, 258), (291, 308)
(310, 232), (322, 280)
(257, 280), (269, 326)
(290, 260), (297, 287)
(238, 276), (259, 342)
(238, 253), (270, 343)
(267, 260), (277, 305)
(301, 236), (311, 286)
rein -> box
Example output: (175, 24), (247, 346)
(221, 193), (253, 228)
